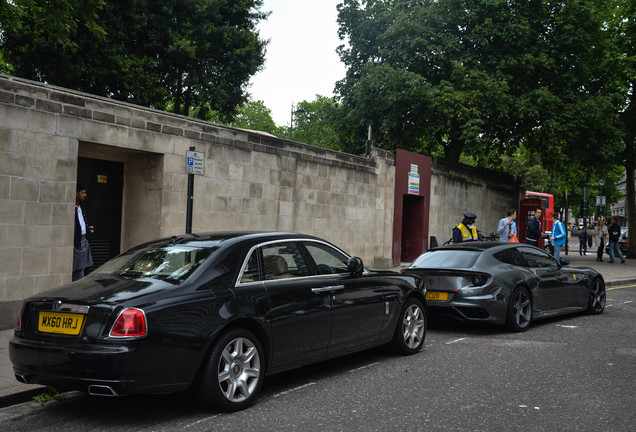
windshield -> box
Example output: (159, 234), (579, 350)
(410, 250), (481, 269)
(94, 244), (216, 282)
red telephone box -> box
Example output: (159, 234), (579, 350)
(519, 198), (544, 248)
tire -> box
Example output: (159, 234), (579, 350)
(587, 277), (606, 314)
(196, 328), (265, 412)
(391, 297), (426, 355)
(505, 286), (532, 332)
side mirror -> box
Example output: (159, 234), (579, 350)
(347, 257), (364, 276)
(559, 257), (570, 266)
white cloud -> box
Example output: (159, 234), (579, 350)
(249, 0), (347, 126)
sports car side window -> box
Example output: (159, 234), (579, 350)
(261, 242), (311, 280)
(493, 249), (527, 267)
(518, 247), (558, 268)
(303, 241), (350, 274)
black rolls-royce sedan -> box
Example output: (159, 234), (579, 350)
(10, 232), (426, 411)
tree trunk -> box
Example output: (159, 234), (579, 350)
(625, 164), (635, 258)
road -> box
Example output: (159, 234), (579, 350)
(1, 284), (635, 432)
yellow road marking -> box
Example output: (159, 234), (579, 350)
(607, 283), (636, 291)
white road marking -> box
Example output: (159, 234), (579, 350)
(446, 337), (469, 344)
(348, 362), (380, 373)
(273, 382), (316, 398)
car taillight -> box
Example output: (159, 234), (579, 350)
(109, 308), (147, 338)
(16, 303), (23, 331)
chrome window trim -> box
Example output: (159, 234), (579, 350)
(235, 238), (354, 287)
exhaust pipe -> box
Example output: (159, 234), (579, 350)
(15, 373), (31, 384)
(88, 385), (119, 397)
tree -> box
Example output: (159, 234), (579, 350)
(288, 96), (342, 150)
(335, 0), (623, 180)
(225, 100), (281, 136)
(605, 0), (635, 256)
(0, 0), (268, 119)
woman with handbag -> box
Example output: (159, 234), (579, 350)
(593, 219), (608, 262)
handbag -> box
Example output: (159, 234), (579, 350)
(509, 232), (519, 243)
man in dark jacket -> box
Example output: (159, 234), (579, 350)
(73, 184), (93, 280)
(526, 208), (542, 247)
(607, 217), (625, 264)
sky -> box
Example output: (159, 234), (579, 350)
(248, 0), (347, 126)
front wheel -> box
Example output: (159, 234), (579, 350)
(587, 277), (606, 314)
(506, 286), (532, 332)
(391, 297), (426, 355)
(196, 328), (265, 412)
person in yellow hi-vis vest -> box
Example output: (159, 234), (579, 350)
(452, 212), (482, 243)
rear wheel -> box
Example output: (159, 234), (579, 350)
(506, 286), (532, 332)
(587, 277), (606, 314)
(391, 297), (426, 355)
(196, 328), (265, 412)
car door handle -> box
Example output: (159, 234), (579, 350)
(311, 285), (345, 294)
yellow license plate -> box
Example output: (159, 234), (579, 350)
(38, 312), (85, 335)
(426, 291), (449, 301)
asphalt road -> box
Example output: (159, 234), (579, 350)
(1, 284), (635, 432)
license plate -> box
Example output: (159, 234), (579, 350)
(38, 312), (85, 335)
(426, 291), (448, 301)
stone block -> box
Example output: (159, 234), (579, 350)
(0, 152), (26, 176)
(9, 177), (40, 201)
(25, 202), (52, 225)
(23, 246), (51, 275)
(5, 276), (35, 300)
(28, 109), (57, 134)
(0, 247), (23, 277)
(0, 104), (28, 130)
(39, 180), (67, 203)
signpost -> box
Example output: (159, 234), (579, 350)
(185, 148), (204, 234)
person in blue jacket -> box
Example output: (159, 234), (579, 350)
(550, 213), (567, 259)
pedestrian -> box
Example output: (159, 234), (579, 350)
(607, 216), (625, 264)
(73, 184), (93, 281)
(525, 208), (543, 247)
(593, 219), (608, 262)
(550, 213), (566, 260)
(497, 209), (518, 242)
(578, 226), (588, 255)
(452, 211), (482, 243)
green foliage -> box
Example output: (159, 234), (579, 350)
(290, 96), (342, 150)
(335, 0), (626, 183)
(0, 0), (268, 119)
(33, 387), (63, 404)
(227, 100), (280, 136)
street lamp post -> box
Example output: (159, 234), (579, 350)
(289, 104), (306, 140)
(598, 179), (606, 220)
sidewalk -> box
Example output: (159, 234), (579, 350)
(1, 253), (635, 408)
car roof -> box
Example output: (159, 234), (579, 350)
(131, 231), (327, 250)
(431, 241), (519, 252)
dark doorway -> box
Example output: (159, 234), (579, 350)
(400, 195), (425, 263)
(77, 157), (124, 273)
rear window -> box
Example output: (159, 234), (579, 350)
(94, 245), (216, 282)
(410, 250), (481, 269)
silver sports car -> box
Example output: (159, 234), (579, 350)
(402, 242), (605, 331)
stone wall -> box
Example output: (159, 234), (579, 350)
(429, 160), (521, 244)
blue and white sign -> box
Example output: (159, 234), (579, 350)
(185, 150), (205, 175)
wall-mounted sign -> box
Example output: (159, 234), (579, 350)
(408, 172), (420, 195)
